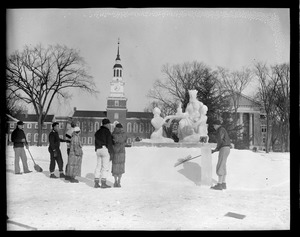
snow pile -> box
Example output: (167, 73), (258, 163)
(6, 144), (290, 230)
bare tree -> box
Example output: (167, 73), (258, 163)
(272, 63), (290, 152)
(147, 61), (209, 114)
(6, 44), (98, 146)
(253, 62), (280, 153)
(216, 66), (253, 129)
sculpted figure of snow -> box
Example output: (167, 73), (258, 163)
(177, 89), (208, 142)
(150, 107), (174, 142)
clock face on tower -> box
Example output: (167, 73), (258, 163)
(114, 85), (120, 91)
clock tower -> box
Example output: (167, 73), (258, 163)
(106, 38), (127, 125)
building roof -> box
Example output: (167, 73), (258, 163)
(127, 111), (153, 119)
(113, 63), (123, 68)
(73, 110), (107, 118)
(11, 114), (55, 123)
(227, 93), (261, 108)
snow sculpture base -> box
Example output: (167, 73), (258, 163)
(132, 142), (215, 187)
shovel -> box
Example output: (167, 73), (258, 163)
(174, 154), (202, 167)
(27, 148), (43, 172)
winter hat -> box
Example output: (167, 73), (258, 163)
(74, 126), (80, 132)
(102, 118), (110, 125)
(116, 123), (123, 128)
(52, 122), (59, 128)
(17, 120), (24, 125)
(212, 119), (221, 125)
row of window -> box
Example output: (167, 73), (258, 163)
(10, 122), (55, 129)
(114, 69), (122, 77)
(75, 121), (152, 134)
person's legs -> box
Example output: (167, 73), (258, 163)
(117, 174), (122, 187)
(49, 149), (58, 178)
(20, 148), (30, 173)
(100, 148), (111, 188)
(56, 150), (65, 178)
(113, 174), (118, 187)
(14, 148), (21, 174)
(94, 149), (102, 188)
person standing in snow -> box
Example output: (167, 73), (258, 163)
(210, 119), (231, 190)
(11, 121), (32, 174)
(111, 123), (127, 187)
(94, 118), (114, 188)
(48, 122), (67, 179)
(66, 126), (83, 183)
(64, 121), (76, 181)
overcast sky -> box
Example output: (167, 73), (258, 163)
(6, 8), (290, 116)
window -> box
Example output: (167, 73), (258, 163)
(94, 122), (100, 132)
(10, 123), (15, 128)
(43, 123), (47, 129)
(133, 122), (138, 133)
(82, 137), (86, 144)
(139, 123), (144, 133)
(26, 133), (32, 143)
(127, 122), (132, 133)
(89, 122), (94, 132)
(42, 133), (47, 143)
(115, 100), (119, 106)
(35, 123), (38, 129)
(114, 113), (119, 120)
(88, 137), (93, 144)
(261, 126), (267, 133)
(27, 123), (32, 129)
(120, 70), (122, 77)
(34, 133), (38, 142)
(114, 70), (116, 77)
(117, 70), (119, 77)
(262, 137), (266, 144)
(82, 121), (86, 132)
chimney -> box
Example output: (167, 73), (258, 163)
(74, 107), (77, 112)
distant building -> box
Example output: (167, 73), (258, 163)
(5, 40), (267, 150)
(72, 39), (154, 145)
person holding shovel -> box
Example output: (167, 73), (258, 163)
(11, 120), (32, 174)
(211, 119), (231, 190)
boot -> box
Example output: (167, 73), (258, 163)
(101, 179), (111, 188)
(210, 183), (223, 190)
(59, 173), (66, 178)
(222, 183), (227, 190)
(94, 178), (101, 188)
(114, 181), (118, 187)
(70, 177), (79, 183)
(50, 173), (58, 179)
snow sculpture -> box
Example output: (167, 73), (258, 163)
(150, 107), (174, 143)
(149, 89), (209, 143)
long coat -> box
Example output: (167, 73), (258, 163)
(111, 127), (127, 175)
(66, 132), (83, 178)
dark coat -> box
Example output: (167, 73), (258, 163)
(48, 129), (64, 151)
(94, 125), (114, 154)
(111, 127), (127, 175)
(215, 126), (231, 151)
(11, 127), (27, 148)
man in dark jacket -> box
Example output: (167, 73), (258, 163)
(211, 119), (231, 190)
(11, 121), (32, 174)
(48, 122), (67, 179)
(94, 118), (114, 188)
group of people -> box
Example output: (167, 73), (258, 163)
(11, 118), (230, 191)
(11, 118), (127, 189)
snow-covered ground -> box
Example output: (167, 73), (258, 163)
(6, 143), (290, 230)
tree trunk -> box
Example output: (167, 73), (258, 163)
(37, 114), (43, 146)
